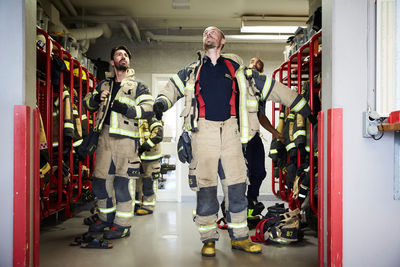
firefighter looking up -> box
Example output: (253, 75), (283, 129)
(245, 57), (284, 217)
(153, 26), (315, 257)
(83, 45), (154, 239)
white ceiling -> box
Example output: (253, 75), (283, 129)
(57, 0), (309, 34)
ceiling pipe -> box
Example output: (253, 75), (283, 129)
(62, 15), (132, 23)
(62, 0), (78, 17)
(68, 25), (104, 40)
(127, 18), (141, 42)
(120, 23), (134, 42)
(51, 0), (70, 17)
(99, 23), (112, 39)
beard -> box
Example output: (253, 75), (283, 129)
(114, 60), (129, 71)
(203, 38), (219, 50)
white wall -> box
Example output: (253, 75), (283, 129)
(323, 0), (400, 266)
(87, 34), (286, 199)
(0, 0), (36, 265)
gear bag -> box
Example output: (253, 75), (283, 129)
(251, 208), (301, 244)
(177, 131), (192, 163)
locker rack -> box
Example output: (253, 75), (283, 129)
(271, 31), (322, 215)
(36, 27), (98, 220)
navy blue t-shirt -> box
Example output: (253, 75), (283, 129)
(199, 56), (239, 121)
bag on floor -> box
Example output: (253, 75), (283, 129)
(251, 208), (301, 244)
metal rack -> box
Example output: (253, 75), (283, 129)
(36, 27), (97, 220)
(271, 31), (322, 215)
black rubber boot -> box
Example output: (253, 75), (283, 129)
(88, 220), (111, 233)
(103, 225), (131, 240)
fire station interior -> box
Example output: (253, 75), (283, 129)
(2, 0), (400, 266)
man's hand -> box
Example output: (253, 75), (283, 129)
(153, 101), (164, 120)
(111, 100), (128, 115)
(100, 90), (109, 101)
(138, 142), (151, 155)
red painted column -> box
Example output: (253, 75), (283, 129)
(318, 111), (325, 267)
(33, 109), (40, 267)
(327, 108), (343, 266)
(13, 106), (31, 267)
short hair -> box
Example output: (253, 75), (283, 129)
(110, 45), (132, 60)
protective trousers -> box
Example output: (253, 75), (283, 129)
(245, 133), (266, 201)
(136, 159), (160, 211)
(189, 117), (248, 243)
(92, 125), (140, 227)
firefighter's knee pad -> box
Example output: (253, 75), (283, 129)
(152, 172), (160, 180)
(228, 182), (247, 213)
(114, 176), (132, 202)
(92, 177), (108, 199)
(196, 186), (219, 216)
(142, 178), (154, 196)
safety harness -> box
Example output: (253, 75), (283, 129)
(195, 59), (237, 118)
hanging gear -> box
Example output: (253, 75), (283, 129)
(177, 131), (192, 163)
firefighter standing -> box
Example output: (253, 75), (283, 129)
(83, 45), (154, 239)
(153, 26), (315, 257)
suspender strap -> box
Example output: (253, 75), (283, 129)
(195, 59), (237, 118)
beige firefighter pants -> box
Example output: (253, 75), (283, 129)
(93, 125), (140, 227)
(189, 117), (249, 243)
(135, 159), (161, 211)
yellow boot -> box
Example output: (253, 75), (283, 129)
(201, 241), (216, 257)
(135, 208), (153, 216)
(231, 239), (262, 254)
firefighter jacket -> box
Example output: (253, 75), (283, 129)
(83, 69), (154, 139)
(139, 117), (164, 162)
(53, 85), (74, 148)
(155, 51), (312, 144)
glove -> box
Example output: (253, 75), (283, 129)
(177, 132), (192, 163)
(308, 114), (317, 125)
(138, 142), (151, 155)
(93, 92), (101, 103)
(153, 101), (164, 120)
(111, 100), (128, 115)
(242, 143), (247, 156)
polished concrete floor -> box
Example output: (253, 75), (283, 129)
(40, 201), (318, 267)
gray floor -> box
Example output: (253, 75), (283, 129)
(40, 201), (318, 267)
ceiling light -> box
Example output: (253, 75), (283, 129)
(226, 34), (291, 42)
(241, 25), (299, 34)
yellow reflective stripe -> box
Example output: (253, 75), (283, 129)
(53, 112), (58, 117)
(110, 112), (140, 138)
(158, 95), (172, 109)
(198, 223), (217, 233)
(116, 211), (134, 218)
(86, 97), (97, 110)
(227, 220), (248, 229)
(73, 139), (83, 147)
(286, 142), (296, 151)
(135, 106), (142, 118)
(147, 139), (155, 147)
(99, 206), (116, 214)
(119, 97), (136, 107)
(293, 130), (306, 139)
(236, 67), (250, 143)
(280, 112), (285, 118)
(135, 200), (142, 204)
(269, 149), (278, 154)
(141, 153), (162, 161)
(292, 98), (307, 113)
(287, 113), (295, 120)
(54, 98), (60, 107)
(82, 114), (87, 120)
(184, 122), (192, 131)
(261, 75), (273, 101)
(245, 69), (253, 76)
(149, 122), (163, 131)
(129, 179), (135, 209)
(172, 74), (185, 95)
(314, 151), (318, 157)
(53, 142), (59, 147)
(246, 100), (258, 107)
(305, 146), (310, 152)
(64, 122), (74, 129)
(89, 119), (93, 124)
(73, 110), (79, 115)
(142, 200), (156, 206)
(136, 94), (153, 105)
(185, 83), (195, 91)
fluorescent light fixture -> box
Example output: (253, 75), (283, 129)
(241, 25), (299, 34)
(241, 15), (307, 34)
(227, 34), (291, 40)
